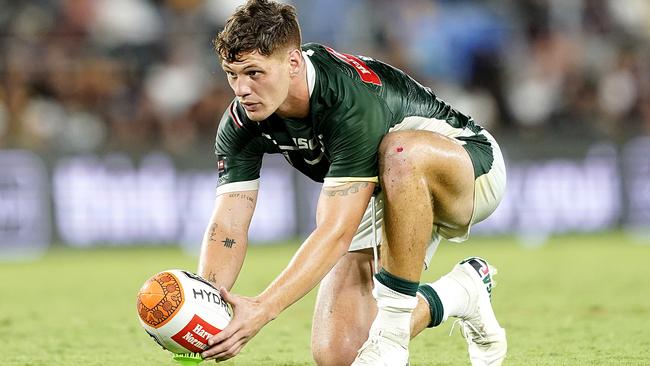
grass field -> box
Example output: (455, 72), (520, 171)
(2, 232), (650, 365)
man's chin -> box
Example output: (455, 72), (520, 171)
(244, 110), (271, 122)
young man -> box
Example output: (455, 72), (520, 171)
(199, 0), (507, 365)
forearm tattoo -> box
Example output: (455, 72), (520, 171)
(208, 223), (218, 242)
(221, 237), (236, 248)
(208, 224), (236, 249)
(228, 193), (254, 204)
(206, 271), (218, 285)
(323, 182), (369, 197)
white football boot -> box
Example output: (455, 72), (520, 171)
(448, 257), (507, 366)
(351, 327), (410, 366)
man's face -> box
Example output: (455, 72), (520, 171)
(221, 50), (292, 121)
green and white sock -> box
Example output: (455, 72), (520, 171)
(418, 276), (470, 327)
(372, 268), (419, 333)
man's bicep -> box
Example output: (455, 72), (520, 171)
(315, 181), (375, 240)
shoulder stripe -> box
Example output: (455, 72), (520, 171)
(228, 101), (244, 128)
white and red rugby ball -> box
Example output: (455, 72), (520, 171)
(136, 269), (231, 354)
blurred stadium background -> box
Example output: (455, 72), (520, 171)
(1, 0), (650, 365)
(2, 0), (650, 257)
(2, 0), (650, 259)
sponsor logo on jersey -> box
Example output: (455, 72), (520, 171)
(171, 314), (222, 353)
(292, 137), (319, 151)
(259, 125), (327, 167)
(324, 46), (382, 86)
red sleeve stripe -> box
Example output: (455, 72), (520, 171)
(228, 101), (244, 128)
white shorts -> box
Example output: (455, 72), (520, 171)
(348, 120), (506, 269)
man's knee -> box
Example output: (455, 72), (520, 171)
(312, 337), (359, 366)
(378, 131), (431, 184)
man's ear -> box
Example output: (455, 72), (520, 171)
(288, 48), (303, 76)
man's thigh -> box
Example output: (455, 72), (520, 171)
(379, 130), (476, 235)
(312, 249), (376, 365)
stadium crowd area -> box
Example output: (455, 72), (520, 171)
(0, 0), (648, 157)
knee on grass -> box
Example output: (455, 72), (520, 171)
(312, 337), (359, 366)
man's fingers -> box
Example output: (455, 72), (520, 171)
(207, 327), (229, 346)
(199, 292), (258, 362)
(208, 314), (245, 346)
(213, 337), (247, 362)
(219, 286), (236, 305)
(203, 329), (245, 360)
(202, 317), (247, 355)
(203, 326), (238, 358)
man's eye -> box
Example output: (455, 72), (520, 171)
(247, 71), (260, 77)
(226, 71), (237, 78)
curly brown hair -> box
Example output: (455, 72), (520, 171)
(214, 0), (302, 63)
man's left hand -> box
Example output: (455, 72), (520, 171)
(201, 287), (274, 362)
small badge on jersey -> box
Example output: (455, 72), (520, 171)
(217, 157), (227, 177)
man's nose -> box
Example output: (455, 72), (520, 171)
(233, 78), (252, 97)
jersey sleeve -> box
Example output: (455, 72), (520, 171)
(320, 82), (391, 183)
(214, 103), (265, 195)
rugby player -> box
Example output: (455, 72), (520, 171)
(199, 0), (507, 364)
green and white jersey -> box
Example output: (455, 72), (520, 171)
(215, 43), (494, 194)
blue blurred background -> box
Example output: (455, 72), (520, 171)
(1, 0), (649, 259)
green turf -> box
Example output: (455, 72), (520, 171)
(2, 232), (649, 365)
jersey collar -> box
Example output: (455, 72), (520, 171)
(302, 51), (316, 97)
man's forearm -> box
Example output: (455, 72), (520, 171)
(254, 181), (374, 318)
(198, 191), (257, 290)
(256, 227), (350, 319)
(198, 222), (249, 290)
